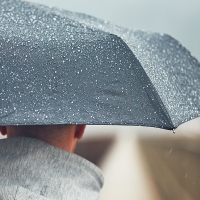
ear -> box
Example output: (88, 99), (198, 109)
(0, 126), (7, 136)
(75, 125), (86, 139)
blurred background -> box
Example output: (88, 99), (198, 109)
(79, 119), (200, 200)
(8, 0), (200, 199)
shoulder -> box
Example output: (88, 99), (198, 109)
(0, 186), (49, 200)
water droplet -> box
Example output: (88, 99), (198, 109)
(185, 174), (187, 178)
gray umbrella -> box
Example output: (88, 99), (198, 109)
(0, 0), (199, 130)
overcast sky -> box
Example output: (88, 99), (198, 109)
(26, 0), (200, 61)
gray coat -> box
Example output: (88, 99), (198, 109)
(0, 137), (104, 200)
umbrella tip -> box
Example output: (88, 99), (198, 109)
(172, 129), (176, 134)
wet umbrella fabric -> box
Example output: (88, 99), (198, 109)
(0, 0), (199, 130)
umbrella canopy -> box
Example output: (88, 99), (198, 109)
(0, 0), (199, 130)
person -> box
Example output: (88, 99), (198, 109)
(0, 125), (104, 200)
(1, 0), (105, 198)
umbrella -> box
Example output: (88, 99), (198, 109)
(0, 0), (199, 130)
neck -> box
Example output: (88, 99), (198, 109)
(6, 125), (77, 152)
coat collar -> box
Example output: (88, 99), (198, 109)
(0, 137), (104, 199)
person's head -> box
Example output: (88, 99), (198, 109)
(0, 124), (86, 152)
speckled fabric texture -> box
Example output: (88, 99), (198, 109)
(0, 0), (199, 129)
(0, 137), (104, 200)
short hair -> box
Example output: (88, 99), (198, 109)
(7, 124), (73, 136)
